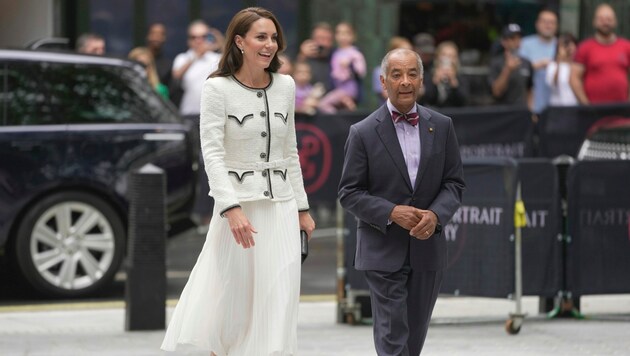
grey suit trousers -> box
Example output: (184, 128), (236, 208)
(364, 256), (443, 356)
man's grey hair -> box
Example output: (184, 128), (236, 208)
(380, 48), (424, 80)
(76, 33), (104, 51)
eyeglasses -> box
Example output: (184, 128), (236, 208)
(188, 34), (207, 40)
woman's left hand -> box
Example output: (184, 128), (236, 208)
(299, 211), (316, 240)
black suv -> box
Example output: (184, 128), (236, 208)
(0, 49), (197, 297)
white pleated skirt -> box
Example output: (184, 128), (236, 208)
(161, 199), (301, 355)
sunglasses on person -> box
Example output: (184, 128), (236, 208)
(188, 34), (208, 40)
(189, 33), (216, 42)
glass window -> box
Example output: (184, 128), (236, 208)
(200, 0), (242, 35)
(59, 64), (153, 124)
(5, 61), (174, 126)
(90, 0), (134, 56)
(398, 1), (544, 56)
(146, 0), (190, 60)
(0, 63), (7, 125)
(258, 0), (298, 58)
(200, 1), (299, 58)
(5, 61), (54, 126)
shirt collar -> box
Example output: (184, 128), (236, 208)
(386, 99), (418, 118)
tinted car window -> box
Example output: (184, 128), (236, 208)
(3, 61), (56, 125)
(0, 63), (6, 125)
(4, 60), (177, 126)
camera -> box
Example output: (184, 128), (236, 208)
(438, 59), (452, 85)
(206, 33), (216, 43)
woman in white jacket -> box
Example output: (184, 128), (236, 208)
(162, 7), (315, 356)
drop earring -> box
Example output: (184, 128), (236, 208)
(239, 47), (244, 54)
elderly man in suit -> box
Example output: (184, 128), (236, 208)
(338, 48), (465, 355)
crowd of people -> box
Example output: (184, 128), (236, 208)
(489, 4), (630, 117)
(74, 3), (630, 118)
(74, 19), (367, 116)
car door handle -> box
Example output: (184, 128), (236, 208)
(142, 133), (185, 141)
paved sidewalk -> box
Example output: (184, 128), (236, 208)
(1, 295), (630, 355)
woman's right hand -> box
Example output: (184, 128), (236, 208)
(224, 207), (257, 249)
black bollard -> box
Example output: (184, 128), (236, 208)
(550, 155), (580, 317)
(125, 163), (167, 331)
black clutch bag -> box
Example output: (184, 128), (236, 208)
(300, 230), (309, 264)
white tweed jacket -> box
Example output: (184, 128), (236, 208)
(200, 72), (309, 216)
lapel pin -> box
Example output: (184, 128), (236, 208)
(429, 127), (434, 133)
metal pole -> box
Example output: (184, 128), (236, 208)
(548, 155), (583, 319)
(507, 181), (526, 334)
(514, 182), (523, 317)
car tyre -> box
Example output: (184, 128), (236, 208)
(15, 192), (125, 297)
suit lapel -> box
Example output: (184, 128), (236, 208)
(414, 105), (435, 192)
(375, 105), (413, 190)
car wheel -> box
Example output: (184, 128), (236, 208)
(15, 192), (125, 297)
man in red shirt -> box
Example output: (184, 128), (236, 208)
(570, 4), (630, 104)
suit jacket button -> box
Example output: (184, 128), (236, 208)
(261, 131), (267, 137)
(263, 191), (270, 197)
(257, 92), (263, 98)
(260, 152), (267, 159)
(262, 171), (268, 177)
(260, 111), (266, 117)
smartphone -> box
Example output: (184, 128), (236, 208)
(300, 230), (309, 264)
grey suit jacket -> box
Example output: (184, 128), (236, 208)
(338, 104), (465, 272)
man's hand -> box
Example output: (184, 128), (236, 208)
(207, 27), (225, 52)
(195, 41), (214, 57)
(410, 210), (439, 240)
(533, 58), (551, 70)
(432, 65), (457, 86)
(299, 39), (319, 59)
(505, 52), (522, 71)
(389, 205), (424, 231)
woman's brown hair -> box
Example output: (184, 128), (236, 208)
(210, 7), (286, 78)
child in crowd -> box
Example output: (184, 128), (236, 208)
(294, 61), (325, 115)
(317, 22), (366, 114)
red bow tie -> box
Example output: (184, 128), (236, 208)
(392, 111), (419, 126)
